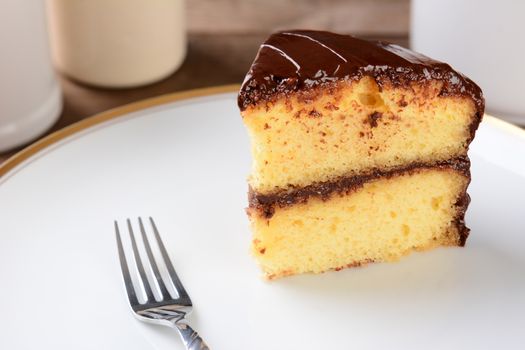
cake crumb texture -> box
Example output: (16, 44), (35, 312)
(249, 168), (468, 279)
(242, 77), (477, 195)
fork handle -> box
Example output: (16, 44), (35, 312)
(173, 321), (210, 350)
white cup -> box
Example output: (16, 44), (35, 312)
(411, 0), (525, 124)
(0, 0), (62, 152)
(46, 0), (186, 88)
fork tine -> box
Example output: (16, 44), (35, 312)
(138, 217), (171, 300)
(114, 221), (139, 306)
(127, 218), (156, 302)
(149, 217), (190, 302)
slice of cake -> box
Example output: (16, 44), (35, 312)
(238, 30), (484, 279)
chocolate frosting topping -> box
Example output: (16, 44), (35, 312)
(238, 30), (484, 114)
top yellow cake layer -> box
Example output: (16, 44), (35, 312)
(242, 77), (477, 195)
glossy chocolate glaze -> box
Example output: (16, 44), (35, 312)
(238, 30), (484, 117)
(248, 157), (471, 245)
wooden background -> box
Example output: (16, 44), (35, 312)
(187, 0), (409, 35)
(0, 0), (410, 163)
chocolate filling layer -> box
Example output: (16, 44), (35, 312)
(249, 156), (472, 245)
(238, 30), (484, 119)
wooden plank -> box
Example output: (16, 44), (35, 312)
(187, 0), (409, 35)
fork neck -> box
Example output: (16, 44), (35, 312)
(169, 320), (210, 350)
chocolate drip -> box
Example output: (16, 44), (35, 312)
(238, 30), (484, 117)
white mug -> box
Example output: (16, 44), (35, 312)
(411, 0), (525, 124)
(0, 0), (62, 152)
(46, 0), (186, 88)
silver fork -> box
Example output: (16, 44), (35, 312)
(115, 217), (209, 350)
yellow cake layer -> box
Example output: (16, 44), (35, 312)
(249, 168), (468, 279)
(242, 77), (477, 195)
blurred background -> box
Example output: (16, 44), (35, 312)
(0, 0), (523, 162)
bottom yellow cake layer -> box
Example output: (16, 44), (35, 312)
(250, 168), (469, 279)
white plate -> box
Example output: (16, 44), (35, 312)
(1, 86), (524, 349)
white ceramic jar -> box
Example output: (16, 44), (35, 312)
(0, 0), (62, 152)
(411, 0), (525, 124)
(46, 0), (186, 88)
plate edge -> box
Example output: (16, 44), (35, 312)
(0, 84), (240, 179)
(483, 115), (525, 139)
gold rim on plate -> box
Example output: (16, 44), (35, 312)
(0, 84), (239, 179)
